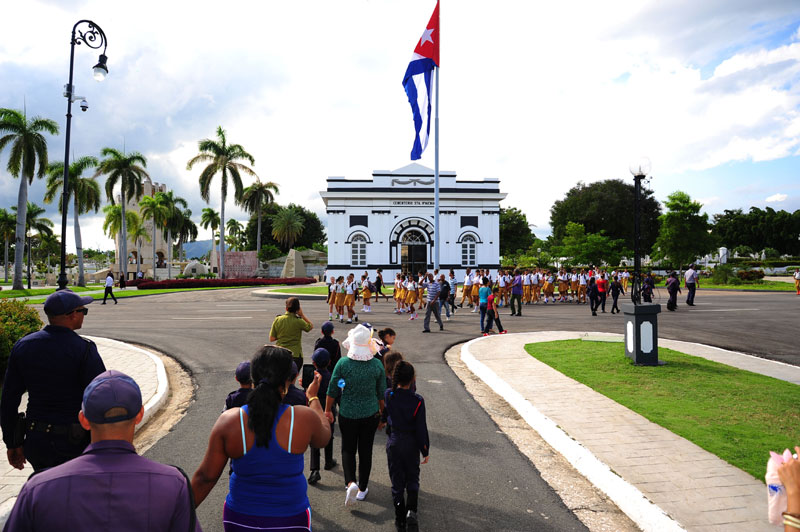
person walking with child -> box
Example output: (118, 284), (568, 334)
(307, 348), (337, 485)
(383, 360), (429, 532)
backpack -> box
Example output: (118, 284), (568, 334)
(368, 281), (377, 292)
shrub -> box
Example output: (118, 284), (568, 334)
(711, 264), (734, 284)
(736, 269), (765, 282)
(0, 299), (43, 379)
(135, 277), (315, 290)
(258, 244), (282, 262)
(728, 277), (743, 285)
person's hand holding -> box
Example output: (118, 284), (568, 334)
(306, 371), (321, 400)
(7, 447), (25, 470)
(778, 447), (800, 513)
(421, 456), (429, 465)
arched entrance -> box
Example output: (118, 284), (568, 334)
(401, 229), (428, 275)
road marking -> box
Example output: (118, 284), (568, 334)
(687, 308), (759, 312)
(194, 309), (269, 312)
(171, 317), (253, 320)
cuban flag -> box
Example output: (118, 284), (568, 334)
(402, 1), (439, 161)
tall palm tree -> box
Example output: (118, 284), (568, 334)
(139, 192), (169, 275)
(175, 208), (198, 262)
(271, 208), (304, 251)
(102, 204), (139, 253)
(200, 207), (220, 262)
(187, 126), (257, 278)
(44, 156), (100, 286)
(12, 202), (54, 289)
(96, 147), (148, 281)
(35, 233), (60, 272)
(0, 108), (59, 289)
(126, 212), (149, 276)
(226, 218), (243, 239)
(238, 180), (279, 254)
(0, 208), (14, 283)
(160, 191), (188, 279)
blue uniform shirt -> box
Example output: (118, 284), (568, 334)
(0, 325), (106, 447)
(3, 440), (201, 531)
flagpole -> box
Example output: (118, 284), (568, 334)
(433, 64), (440, 270)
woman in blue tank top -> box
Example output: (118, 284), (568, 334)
(191, 346), (332, 531)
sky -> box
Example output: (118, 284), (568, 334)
(1, 0), (799, 252)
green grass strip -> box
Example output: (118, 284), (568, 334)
(23, 285), (271, 305)
(0, 285), (101, 298)
(269, 286), (328, 295)
(699, 281), (794, 291)
(524, 339), (800, 480)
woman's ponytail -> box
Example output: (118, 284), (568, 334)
(246, 346), (293, 448)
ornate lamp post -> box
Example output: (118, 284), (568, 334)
(57, 20), (108, 291)
(622, 157), (662, 365)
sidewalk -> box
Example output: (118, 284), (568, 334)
(461, 331), (795, 532)
(0, 336), (168, 514)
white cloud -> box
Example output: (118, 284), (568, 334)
(766, 193), (788, 202)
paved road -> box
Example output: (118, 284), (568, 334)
(75, 287), (796, 531)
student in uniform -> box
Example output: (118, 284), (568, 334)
(460, 268), (473, 308)
(497, 270), (507, 307)
(532, 269), (541, 303)
(621, 270), (630, 292)
(382, 361), (429, 532)
(328, 276), (338, 320)
(345, 274), (358, 324)
(361, 275), (372, 313)
(570, 269), (579, 302)
(578, 269), (588, 304)
(794, 268), (800, 295)
(405, 276), (419, 320)
(336, 276), (347, 322)
(471, 270), (482, 311)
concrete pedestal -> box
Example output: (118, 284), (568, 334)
(621, 303), (662, 365)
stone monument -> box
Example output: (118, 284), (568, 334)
(281, 249), (307, 278)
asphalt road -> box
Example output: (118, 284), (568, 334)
(76, 287), (797, 531)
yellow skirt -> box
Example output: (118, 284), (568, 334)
(344, 294), (355, 307)
(335, 293), (346, 306)
(362, 290), (372, 299)
(471, 285), (481, 296)
(570, 281), (579, 291)
(405, 292), (418, 304)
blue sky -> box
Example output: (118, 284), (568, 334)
(1, 0), (799, 251)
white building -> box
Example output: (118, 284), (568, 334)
(320, 163), (506, 280)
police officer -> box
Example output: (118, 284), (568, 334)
(0, 290), (106, 472)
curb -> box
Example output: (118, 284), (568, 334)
(0, 337), (170, 526)
(460, 335), (686, 532)
(250, 288), (327, 301)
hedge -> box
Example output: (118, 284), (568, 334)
(135, 277), (316, 290)
(0, 299), (43, 379)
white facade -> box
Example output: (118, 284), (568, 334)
(320, 163), (506, 280)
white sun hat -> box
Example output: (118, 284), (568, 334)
(343, 324), (380, 361)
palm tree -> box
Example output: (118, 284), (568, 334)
(200, 207), (220, 263)
(238, 180), (279, 255)
(0, 208), (14, 283)
(102, 204), (139, 259)
(271, 208), (304, 251)
(126, 212), (150, 276)
(226, 218), (243, 239)
(0, 108), (59, 289)
(12, 202), (54, 289)
(96, 147), (148, 281)
(44, 156), (100, 286)
(160, 191), (188, 279)
(139, 192), (169, 275)
(36, 233), (60, 272)
(175, 209), (198, 262)
(186, 126), (257, 278)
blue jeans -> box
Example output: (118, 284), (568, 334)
(439, 299), (450, 318)
(479, 303), (488, 331)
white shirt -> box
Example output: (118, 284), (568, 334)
(346, 281), (356, 294)
(498, 275), (506, 287)
(105, 276), (114, 288)
(464, 273), (473, 286)
(794, 271), (800, 280)
(571, 273), (578, 282)
(579, 274), (587, 286)
(685, 269), (697, 284)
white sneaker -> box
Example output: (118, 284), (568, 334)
(345, 483), (359, 507)
(471, 308), (478, 313)
(446, 316), (450, 321)
(356, 488), (369, 501)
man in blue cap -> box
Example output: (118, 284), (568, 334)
(0, 289), (106, 472)
(3, 370), (201, 531)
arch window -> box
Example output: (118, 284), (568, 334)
(461, 235), (477, 266)
(351, 235), (367, 267)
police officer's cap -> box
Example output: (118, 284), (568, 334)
(82, 370), (143, 424)
(43, 289), (94, 316)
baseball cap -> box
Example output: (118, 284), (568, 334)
(235, 361), (252, 384)
(81, 370), (143, 424)
(312, 348), (330, 367)
(321, 321), (335, 335)
(43, 289), (94, 316)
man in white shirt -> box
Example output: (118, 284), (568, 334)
(684, 264), (699, 306)
(794, 269), (800, 295)
(102, 273), (117, 305)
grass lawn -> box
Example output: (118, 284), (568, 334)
(524, 339), (800, 480)
(0, 285), (101, 299)
(270, 286), (328, 295)
(700, 281), (794, 291)
(23, 285), (276, 305)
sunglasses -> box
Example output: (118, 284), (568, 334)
(68, 308), (89, 316)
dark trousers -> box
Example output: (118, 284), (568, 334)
(387, 435), (421, 512)
(643, 290), (653, 303)
(310, 422), (335, 470)
(611, 294), (620, 312)
(484, 309), (504, 333)
(686, 283), (696, 305)
(479, 303), (488, 331)
(509, 293), (522, 315)
(589, 295), (598, 313)
(667, 291), (678, 310)
(24, 429), (88, 472)
(598, 292), (607, 312)
(102, 287), (117, 303)
(339, 414), (379, 490)
(423, 300), (443, 331)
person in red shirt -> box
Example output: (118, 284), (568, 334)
(595, 273), (609, 313)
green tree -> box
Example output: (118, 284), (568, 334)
(552, 222), (630, 267)
(499, 207), (536, 257)
(258, 244), (283, 262)
(102, 204), (139, 243)
(549, 179), (662, 255)
(0, 108), (59, 289)
(712, 207), (800, 256)
(175, 208), (198, 262)
(126, 212), (149, 276)
(271, 208), (303, 250)
(0, 209), (14, 283)
(243, 203), (326, 252)
(226, 218), (244, 240)
(238, 180), (279, 256)
(96, 147), (149, 279)
(200, 207), (221, 261)
(44, 156), (100, 286)
(139, 192), (170, 274)
(187, 126), (258, 278)
(11, 202), (53, 288)
(651, 191), (716, 269)
(160, 191), (188, 279)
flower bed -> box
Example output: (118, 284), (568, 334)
(135, 278), (316, 290)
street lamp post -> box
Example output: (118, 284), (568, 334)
(57, 20), (108, 291)
(622, 157), (662, 365)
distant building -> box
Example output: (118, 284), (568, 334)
(320, 163), (506, 279)
(112, 177), (168, 280)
